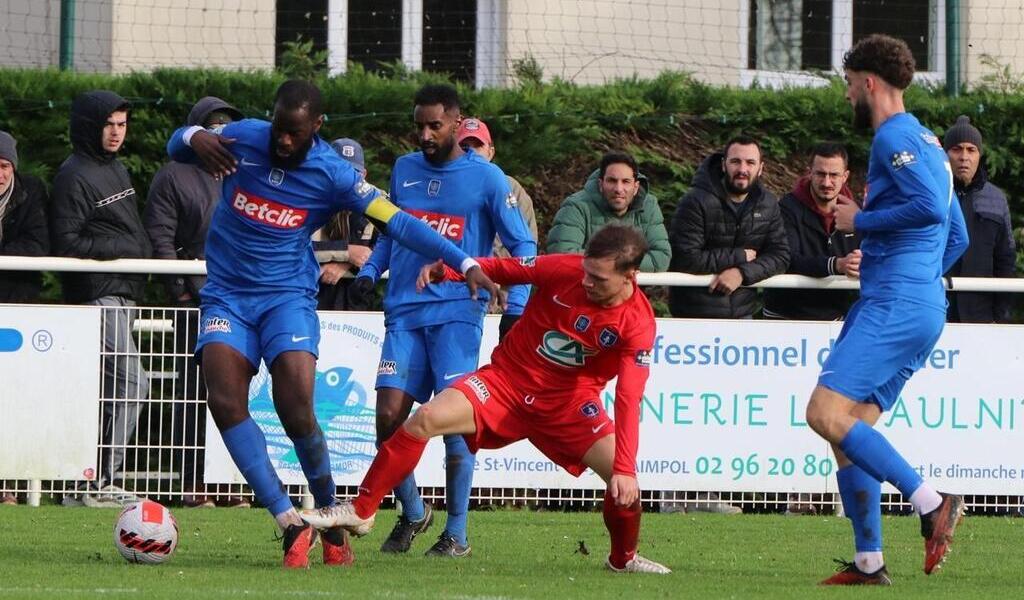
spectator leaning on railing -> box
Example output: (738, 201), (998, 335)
(762, 142), (862, 322)
(49, 90), (152, 509)
(942, 115), (1017, 323)
(668, 135), (790, 319)
(312, 137), (377, 311)
(144, 96), (248, 509)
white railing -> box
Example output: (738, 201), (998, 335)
(2, 255), (1023, 292)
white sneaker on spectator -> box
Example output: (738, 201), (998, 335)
(84, 485), (141, 508)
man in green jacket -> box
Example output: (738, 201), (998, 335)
(546, 152), (670, 272)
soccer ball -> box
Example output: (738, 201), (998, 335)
(113, 500), (179, 564)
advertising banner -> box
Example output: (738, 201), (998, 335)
(0, 306), (101, 480)
(205, 314), (1024, 494)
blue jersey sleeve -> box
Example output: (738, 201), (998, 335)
(855, 130), (949, 232)
(487, 172), (537, 315)
(942, 194), (970, 273)
(166, 120), (250, 163)
(357, 235), (392, 283)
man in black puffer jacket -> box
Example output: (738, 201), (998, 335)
(669, 136), (789, 318)
(50, 90), (151, 508)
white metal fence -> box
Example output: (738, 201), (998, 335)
(1, 256), (1021, 516)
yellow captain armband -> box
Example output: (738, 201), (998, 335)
(364, 195), (401, 225)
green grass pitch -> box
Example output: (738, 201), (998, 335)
(0, 506), (1020, 599)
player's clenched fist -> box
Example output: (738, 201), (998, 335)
(609, 474), (639, 507)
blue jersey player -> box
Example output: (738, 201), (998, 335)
(806, 35), (970, 585)
(350, 85), (536, 557)
(166, 80), (499, 569)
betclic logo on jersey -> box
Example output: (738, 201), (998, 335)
(231, 188), (308, 229)
(405, 208), (465, 241)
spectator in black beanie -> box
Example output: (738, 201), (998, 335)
(943, 115), (1017, 323)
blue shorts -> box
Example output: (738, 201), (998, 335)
(376, 321), (483, 404)
(818, 297), (945, 411)
(196, 290), (320, 370)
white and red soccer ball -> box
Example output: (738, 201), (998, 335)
(113, 500), (179, 564)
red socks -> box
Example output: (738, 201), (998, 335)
(603, 489), (641, 569)
(353, 426), (428, 518)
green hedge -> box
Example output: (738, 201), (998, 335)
(2, 67), (1022, 303)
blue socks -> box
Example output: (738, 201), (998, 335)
(837, 464), (883, 552)
(222, 418), (292, 516)
(290, 427), (336, 508)
(442, 434), (475, 546)
(393, 468), (425, 522)
(839, 420), (924, 498)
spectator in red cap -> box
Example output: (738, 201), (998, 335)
(457, 117), (538, 326)
(457, 117), (538, 250)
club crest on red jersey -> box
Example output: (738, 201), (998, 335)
(580, 402), (600, 418)
(574, 315), (591, 332)
(599, 327), (619, 348)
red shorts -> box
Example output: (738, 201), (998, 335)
(451, 365), (613, 476)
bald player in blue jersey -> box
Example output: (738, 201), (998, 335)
(805, 36), (970, 586)
(166, 80), (499, 569)
(351, 85), (535, 557)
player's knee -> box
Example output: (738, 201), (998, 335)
(805, 399), (838, 439)
(405, 404), (440, 439)
(375, 403), (405, 433)
(206, 390), (248, 429)
(278, 410), (316, 438)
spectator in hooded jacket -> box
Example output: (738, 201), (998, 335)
(763, 142), (862, 321)
(668, 135), (789, 319)
(50, 90), (152, 508)
(144, 96), (247, 509)
(0, 130), (49, 304)
(943, 115), (1017, 323)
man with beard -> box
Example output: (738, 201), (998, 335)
(350, 84), (535, 558)
(145, 96), (246, 510)
(668, 135), (789, 318)
(166, 79), (500, 569)
(763, 142), (862, 322)
(808, 34), (969, 585)
(547, 151), (671, 273)
(942, 115), (1017, 323)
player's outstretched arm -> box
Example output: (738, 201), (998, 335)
(360, 196), (499, 301)
(417, 254), (576, 292)
(166, 125), (238, 177)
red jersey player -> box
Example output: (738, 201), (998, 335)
(303, 224), (670, 574)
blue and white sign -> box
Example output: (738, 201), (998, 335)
(0, 306), (101, 480)
(205, 315), (1024, 495)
